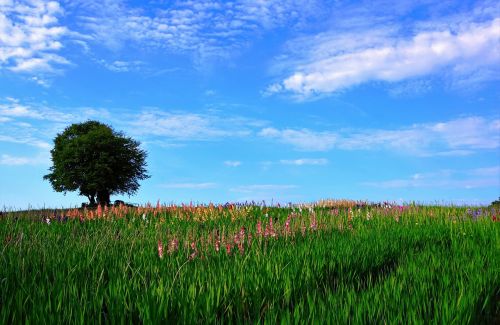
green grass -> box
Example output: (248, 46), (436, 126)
(0, 204), (498, 323)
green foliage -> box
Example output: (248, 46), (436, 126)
(43, 121), (150, 205)
(0, 205), (499, 323)
(492, 197), (500, 208)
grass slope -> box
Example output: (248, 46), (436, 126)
(0, 205), (498, 323)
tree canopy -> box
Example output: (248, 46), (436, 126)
(44, 121), (150, 206)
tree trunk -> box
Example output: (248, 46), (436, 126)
(87, 194), (96, 206)
(97, 191), (111, 206)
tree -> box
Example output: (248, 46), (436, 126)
(492, 197), (500, 208)
(44, 120), (150, 206)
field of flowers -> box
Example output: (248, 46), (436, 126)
(1, 200), (499, 323)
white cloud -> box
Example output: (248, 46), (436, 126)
(280, 158), (328, 165)
(30, 75), (50, 87)
(224, 160), (241, 167)
(9, 53), (69, 72)
(160, 182), (216, 189)
(269, 13), (500, 97)
(0, 0), (70, 73)
(259, 116), (500, 154)
(262, 83), (283, 97)
(430, 117), (500, 149)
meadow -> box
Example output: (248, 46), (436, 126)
(0, 200), (498, 323)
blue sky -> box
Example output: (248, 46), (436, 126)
(0, 0), (499, 208)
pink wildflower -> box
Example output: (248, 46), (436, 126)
(158, 240), (164, 259)
(310, 213), (317, 231)
(214, 232), (221, 252)
(256, 220), (262, 237)
(238, 242), (244, 255)
(189, 241), (197, 260)
(239, 227), (246, 242)
(285, 215), (291, 235)
(268, 217), (277, 238)
(168, 238), (179, 254)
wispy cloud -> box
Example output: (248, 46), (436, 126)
(0, 102), (72, 122)
(280, 158), (328, 165)
(259, 127), (337, 151)
(160, 182), (217, 189)
(97, 59), (144, 72)
(130, 109), (259, 141)
(0, 134), (50, 149)
(229, 184), (300, 203)
(0, 153), (49, 166)
(363, 166), (500, 189)
(388, 80), (432, 97)
(230, 184), (298, 193)
(0, 98), (116, 155)
(0, 97), (73, 121)
(0, 0), (70, 73)
(268, 3), (500, 98)
(259, 116), (500, 154)
(71, 0), (322, 63)
(224, 160), (241, 167)
(0, 97), (264, 152)
(469, 166), (500, 177)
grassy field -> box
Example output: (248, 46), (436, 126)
(0, 202), (499, 323)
